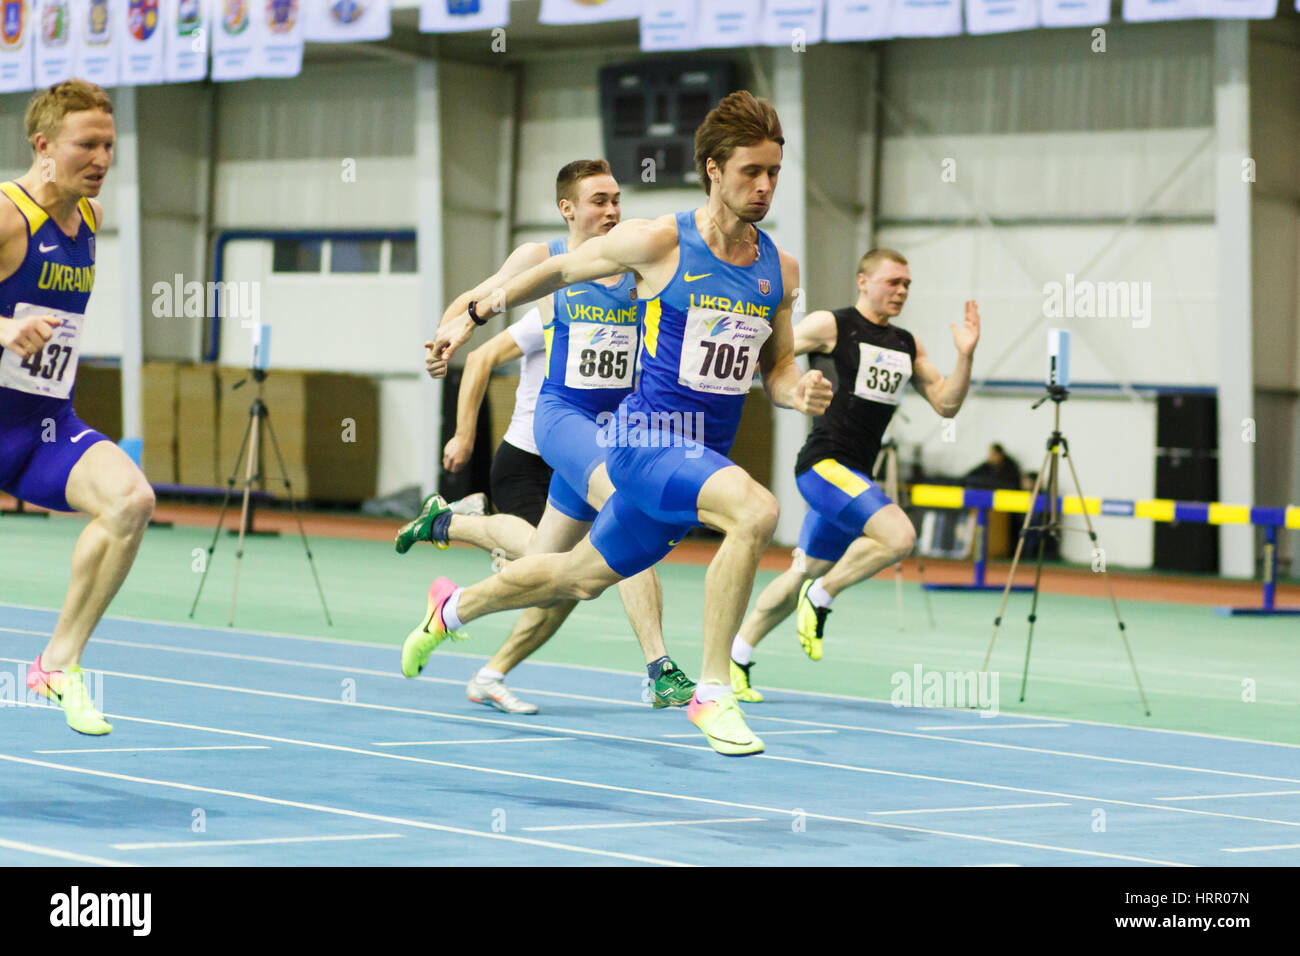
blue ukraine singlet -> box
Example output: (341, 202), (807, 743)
(0, 181), (98, 425)
(626, 210), (783, 453)
(539, 236), (641, 415)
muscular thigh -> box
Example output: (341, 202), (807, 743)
(64, 440), (147, 518)
(525, 502), (591, 556)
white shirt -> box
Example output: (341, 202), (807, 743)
(502, 307), (546, 456)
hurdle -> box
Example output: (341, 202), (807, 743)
(908, 484), (1300, 616)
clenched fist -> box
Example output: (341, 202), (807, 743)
(795, 369), (833, 415)
(0, 314), (61, 359)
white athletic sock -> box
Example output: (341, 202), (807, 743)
(694, 679), (732, 703)
(477, 668), (505, 683)
(731, 635), (754, 666)
(808, 578), (834, 609)
(442, 588), (464, 631)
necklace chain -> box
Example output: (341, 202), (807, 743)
(707, 209), (759, 262)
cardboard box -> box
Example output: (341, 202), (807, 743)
(177, 364), (219, 487)
(141, 362), (178, 484)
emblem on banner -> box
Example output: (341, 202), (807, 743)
(128, 0), (157, 41)
(2, 0), (27, 49)
(448, 0), (481, 13)
(87, 0), (110, 44)
(222, 0), (247, 34)
(759, 279), (770, 295)
(266, 0), (296, 34)
(42, 0), (69, 47)
(177, 0), (200, 35)
(329, 0), (363, 25)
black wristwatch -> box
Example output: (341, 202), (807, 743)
(467, 300), (488, 326)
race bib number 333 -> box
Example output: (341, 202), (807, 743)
(565, 321), (637, 390)
(0, 303), (84, 401)
(679, 308), (772, 396)
(854, 343), (911, 406)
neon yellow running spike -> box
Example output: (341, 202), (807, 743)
(400, 577), (467, 677)
(27, 660), (112, 736)
(730, 659), (763, 703)
(687, 687), (764, 756)
(796, 579), (828, 661)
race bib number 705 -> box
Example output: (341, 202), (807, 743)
(678, 307), (772, 396)
(0, 303), (84, 400)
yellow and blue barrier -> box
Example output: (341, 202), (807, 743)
(907, 484), (1300, 616)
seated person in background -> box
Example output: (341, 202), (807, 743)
(964, 443), (1021, 490)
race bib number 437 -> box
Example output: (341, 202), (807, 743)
(854, 343), (912, 406)
(0, 303), (84, 401)
(679, 308), (772, 396)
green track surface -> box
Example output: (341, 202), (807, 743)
(3, 514), (1296, 746)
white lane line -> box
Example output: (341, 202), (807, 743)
(0, 754), (690, 867)
(36, 746), (270, 754)
(5, 614), (1298, 750)
(2, 652), (1287, 790)
(0, 836), (135, 867)
(659, 730), (836, 738)
(113, 833), (403, 851)
(1220, 843), (1300, 853)
(372, 738), (576, 747)
(1, 711), (1191, 866)
(868, 802), (1071, 816)
(914, 723), (1070, 731)
(523, 818), (765, 832)
(1157, 790), (1300, 802)
(7, 665), (1295, 838)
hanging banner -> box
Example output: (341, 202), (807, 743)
(121, 0), (164, 83)
(1, 0), (34, 92)
(419, 0), (507, 32)
(761, 0), (824, 45)
(303, 0), (388, 40)
(697, 0), (760, 47)
(1195, 0), (1275, 16)
(889, 0), (961, 35)
(211, 0), (257, 79)
(74, 0), (119, 86)
(34, 0), (76, 86)
(639, 0), (695, 49)
(163, 0), (208, 81)
(824, 0), (892, 40)
(1039, 0), (1108, 27)
(259, 0), (301, 76)
(965, 0), (1038, 32)
(538, 0), (640, 24)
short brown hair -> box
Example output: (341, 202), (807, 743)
(858, 248), (908, 276)
(694, 91), (784, 195)
(26, 80), (114, 151)
(556, 159), (613, 207)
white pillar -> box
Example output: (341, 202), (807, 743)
(770, 48), (808, 548)
(416, 61), (444, 499)
(115, 86), (144, 447)
(1213, 21), (1254, 578)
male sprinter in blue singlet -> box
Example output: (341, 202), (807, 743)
(398, 160), (696, 713)
(0, 80), (155, 735)
(422, 92), (833, 755)
(729, 249), (980, 701)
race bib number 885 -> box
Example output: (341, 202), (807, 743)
(854, 344), (912, 406)
(678, 308), (772, 396)
(564, 321), (637, 390)
(0, 303), (84, 401)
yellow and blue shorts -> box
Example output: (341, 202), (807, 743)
(795, 459), (893, 562)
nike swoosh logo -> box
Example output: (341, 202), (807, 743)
(39, 242), (57, 253)
(683, 273), (712, 282)
(566, 290), (588, 297)
(69, 429), (94, 443)
(667, 539), (681, 547)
